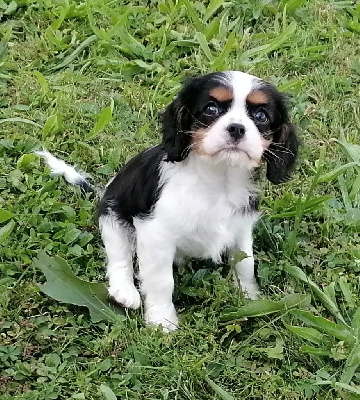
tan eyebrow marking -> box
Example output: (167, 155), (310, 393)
(246, 90), (268, 104)
(209, 86), (233, 102)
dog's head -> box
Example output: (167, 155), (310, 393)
(161, 71), (299, 184)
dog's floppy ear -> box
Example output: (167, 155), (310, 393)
(161, 79), (196, 162)
(161, 96), (192, 162)
(266, 123), (299, 184)
(265, 93), (299, 184)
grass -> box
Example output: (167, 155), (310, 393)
(0, 0), (360, 398)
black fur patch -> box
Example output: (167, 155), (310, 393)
(76, 178), (95, 198)
(97, 145), (166, 224)
(246, 83), (299, 184)
(161, 72), (231, 162)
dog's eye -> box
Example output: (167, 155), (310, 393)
(254, 109), (268, 123)
(204, 103), (220, 116)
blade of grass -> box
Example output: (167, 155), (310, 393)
(220, 293), (310, 321)
(195, 32), (214, 62)
(285, 265), (347, 325)
(181, 0), (204, 33)
(48, 35), (98, 72)
(318, 162), (359, 183)
(86, 100), (114, 140)
(203, 0), (225, 22)
(211, 30), (236, 70)
(240, 21), (297, 61)
(291, 310), (354, 344)
(205, 377), (234, 400)
(284, 324), (324, 345)
(285, 146), (326, 256)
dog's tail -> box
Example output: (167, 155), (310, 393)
(35, 150), (96, 196)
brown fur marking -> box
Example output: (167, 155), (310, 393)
(209, 86), (233, 102)
(246, 90), (268, 105)
(191, 128), (208, 155)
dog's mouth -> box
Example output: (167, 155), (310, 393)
(215, 146), (251, 158)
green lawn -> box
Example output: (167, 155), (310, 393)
(1, 0), (360, 399)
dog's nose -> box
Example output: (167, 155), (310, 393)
(227, 123), (246, 141)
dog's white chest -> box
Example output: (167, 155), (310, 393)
(150, 157), (256, 261)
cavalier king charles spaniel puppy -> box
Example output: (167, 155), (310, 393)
(37, 71), (299, 332)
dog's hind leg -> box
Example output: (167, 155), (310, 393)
(99, 214), (141, 309)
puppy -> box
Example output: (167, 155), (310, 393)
(38, 71), (299, 332)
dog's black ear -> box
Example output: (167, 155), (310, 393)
(161, 96), (192, 162)
(265, 122), (299, 184)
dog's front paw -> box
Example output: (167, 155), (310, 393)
(240, 281), (260, 300)
(145, 303), (178, 333)
(108, 283), (141, 309)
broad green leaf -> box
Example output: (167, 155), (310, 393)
(284, 324), (324, 345)
(314, 380), (360, 395)
(33, 71), (50, 95)
(265, 340), (284, 359)
(34, 251), (124, 323)
(63, 228), (81, 244)
(323, 282), (338, 310)
(300, 345), (331, 357)
(349, 174), (360, 201)
(331, 138), (360, 168)
(339, 277), (355, 308)
(42, 114), (63, 138)
(221, 293), (310, 321)
(340, 343), (360, 384)
(345, 208), (360, 223)
(290, 310), (354, 344)
(86, 102), (113, 139)
(17, 153), (38, 169)
(334, 382), (360, 395)
(338, 174), (352, 211)
(228, 250), (248, 269)
(206, 377), (234, 400)
(0, 209), (14, 223)
(99, 384), (117, 400)
(5, 0), (17, 14)
(281, 0), (306, 13)
(0, 219), (15, 244)
(351, 307), (360, 331)
(285, 265), (346, 324)
(0, 117), (41, 127)
(48, 35), (98, 72)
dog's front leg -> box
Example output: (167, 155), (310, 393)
(233, 218), (260, 300)
(136, 226), (178, 332)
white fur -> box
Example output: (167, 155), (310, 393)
(35, 150), (87, 185)
(99, 215), (141, 309)
(198, 71), (265, 168)
(102, 153), (260, 331)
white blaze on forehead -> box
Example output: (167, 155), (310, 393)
(224, 70), (263, 108)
